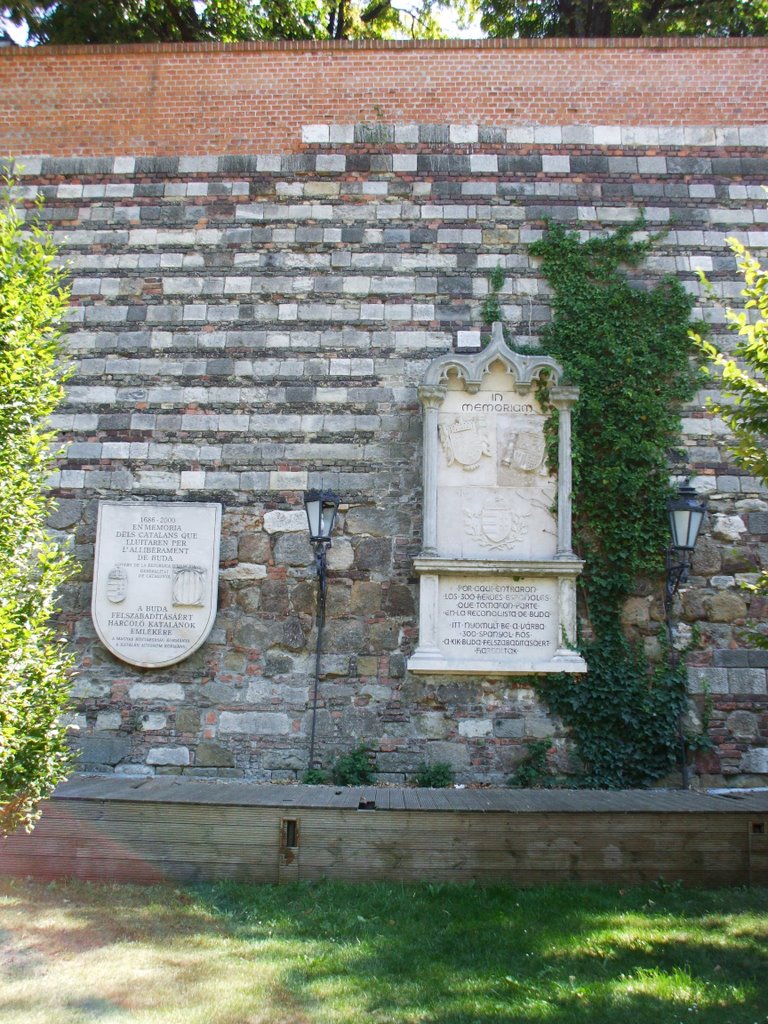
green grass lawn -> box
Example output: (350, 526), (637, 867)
(0, 877), (766, 1024)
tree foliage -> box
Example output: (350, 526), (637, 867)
(480, 0), (768, 38)
(2, 0), (447, 42)
(5, 0), (767, 40)
(690, 226), (768, 618)
(0, 180), (76, 835)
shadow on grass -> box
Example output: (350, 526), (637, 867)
(195, 880), (768, 1024)
(0, 877), (292, 1024)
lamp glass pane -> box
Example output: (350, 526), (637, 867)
(685, 508), (704, 549)
(320, 501), (337, 539)
(305, 497), (322, 539)
(670, 508), (691, 549)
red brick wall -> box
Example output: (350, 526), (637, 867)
(1, 38), (767, 157)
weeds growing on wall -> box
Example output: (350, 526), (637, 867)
(515, 219), (702, 787)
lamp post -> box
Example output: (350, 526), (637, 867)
(664, 481), (707, 789)
(303, 490), (340, 772)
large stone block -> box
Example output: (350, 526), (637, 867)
(218, 711), (291, 735)
(423, 741), (471, 770)
(174, 708), (200, 733)
(76, 735), (131, 766)
(740, 747), (768, 773)
(345, 506), (410, 537)
(687, 667), (729, 694)
(383, 583), (415, 617)
(238, 533), (272, 563)
(726, 710), (760, 739)
(705, 591), (748, 622)
(691, 537), (722, 576)
(323, 620), (365, 653)
(458, 718), (493, 738)
(195, 742), (234, 767)
(727, 668), (767, 694)
(493, 717), (525, 739)
(350, 582), (382, 616)
(280, 617), (307, 651)
(721, 546), (759, 573)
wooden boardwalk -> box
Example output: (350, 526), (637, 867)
(2, 776), (767, 887)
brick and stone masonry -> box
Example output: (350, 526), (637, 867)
(1, 38), (767, 785)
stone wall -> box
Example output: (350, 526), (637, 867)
(2, 40), (768, 786)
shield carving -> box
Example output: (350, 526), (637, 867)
(92, 501), (221, 669)
(502, 430), (546, 473)
(464, 499), (529, 551)
(106, 566), (128, 603)
(172, 565), (206, 606)
(439, 417), (490, 471)
(481, 502), (514, 545)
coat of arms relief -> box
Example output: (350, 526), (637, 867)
(501, 429), (549, 476)
(438, 417), (491, 471)
(464, 498), (530, 552)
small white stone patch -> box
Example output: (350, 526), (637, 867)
(269, 470), (308, 491)
(129, 683), (184, 701)
(263, 509), (308, 533)
(456, 330), (482, 351)
(449, 124), (478, 144)
(393, 154), (418, 173)
(327, 537), (354, 570)
(329, 124), (354, 144)
(740, 747), (768, 774)
(140, 714), (167, 732)
(147, 746), (190, 766)
(219, 563), (269, 580)
(470, 154), (498, 173)
(542, 155), (570, 174)
(712, 514), (747, 543)
(302, 124), (330, 144)
(458, 719), (493, 738)
(95, 712), (122, 731)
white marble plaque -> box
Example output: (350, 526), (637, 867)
(92, 501), (222, 668)
(440, 577), (557, 663)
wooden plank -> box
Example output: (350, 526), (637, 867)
(50, 777), (768, 814)
(0, 791), (760, 888)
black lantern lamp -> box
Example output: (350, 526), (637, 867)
(664, 481), (707, 790)
(303, 490), (340, 772)
(304, 489), (340, 573)
(665, 482), (707, 605)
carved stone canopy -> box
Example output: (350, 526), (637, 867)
(419, 322), (564, 396)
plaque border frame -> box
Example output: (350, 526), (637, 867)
(92, 500), (222, 669)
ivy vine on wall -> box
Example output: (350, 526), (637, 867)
(509, 219), (702, 788)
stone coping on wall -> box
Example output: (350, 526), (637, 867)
(2, 38), (768, 56)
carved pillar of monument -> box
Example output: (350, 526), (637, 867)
(418, 385), (446, 556)
(551, 387), (579, 560)
(554, 573), (579, 660)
